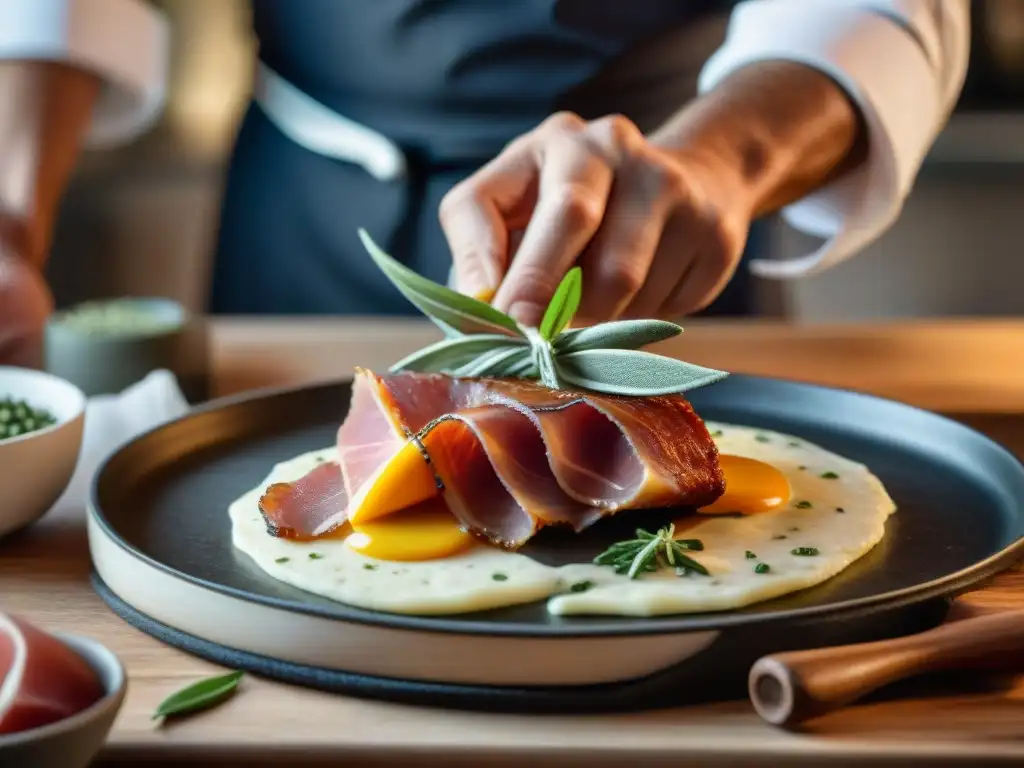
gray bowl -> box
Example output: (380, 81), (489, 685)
(0, 633), (127, 768)
(44, 297), (208, 403)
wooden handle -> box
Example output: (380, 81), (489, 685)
(748, 610), (1024, 727)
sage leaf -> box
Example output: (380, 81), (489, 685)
(452, 345), (530, 377)
(556, 348), (728, 396)
(555, 319), (683, 354)
(358, 229), (523, 338)
(390, 334), (525, 373)
(501, 353), (539, 378)
(539, 266), (582, 342)
(152, 670), (244, 721)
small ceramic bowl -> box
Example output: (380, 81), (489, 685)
(0, 633), (127, 768)
(0, 367), (86, 538)
(44, 297), (209, 403)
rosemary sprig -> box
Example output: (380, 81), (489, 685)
(357, 228), (728, 397)
(593, 525), (709, 579)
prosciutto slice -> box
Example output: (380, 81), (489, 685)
(258, 461), (347, 540)
(0, 613), (105, 735)
(260, 369), (723, 548)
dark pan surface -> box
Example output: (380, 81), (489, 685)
(91, 375), (1024, 637)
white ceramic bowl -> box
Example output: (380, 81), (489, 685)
(0, 633), (127, 768)
(0, 367), (86, 538)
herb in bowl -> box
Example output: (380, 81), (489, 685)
(51, 298), (184, 337)
(0, 397), (57, 441)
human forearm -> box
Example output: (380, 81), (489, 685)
(668, 0), (969, 279)
(0, 0), (169, 270)
(649, 60), (866, 220)
(0, 61), (99, 270)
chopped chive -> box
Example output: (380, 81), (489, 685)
(795, 500), (813, 509)
(274, 557), (290, 564)
(755, 434), (771, 443)
(710, 429), (724, 438)
(754, 563), (771, 574)
(821, 471), (839, 480)
(492, 572), (508, 582)
(569, 580), (594, 593)
(788, 441), (800, 447)
(745, 551), (757, 559)
(791, 547), (820, 557)
(363, 563), (378, 571)
(308, 552), (324, 560)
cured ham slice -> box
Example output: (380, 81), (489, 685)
(363, 370), (722, 546)
(258, 461), (347, 540)
(0, 613), (105, 735)
(259, 368), (723, 548)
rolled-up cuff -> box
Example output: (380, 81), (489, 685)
(698, 4), (940, 278)
(0, 0), (169, 148)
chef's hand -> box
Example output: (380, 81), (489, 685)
(0, 251), (52, 368)
(439, 112), (754, 326)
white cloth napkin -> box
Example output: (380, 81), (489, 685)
(54, 370), (191, 512)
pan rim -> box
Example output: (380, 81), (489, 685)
(88, 374), (1024, 639)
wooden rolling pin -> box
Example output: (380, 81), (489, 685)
(748, 609), (1024, 728)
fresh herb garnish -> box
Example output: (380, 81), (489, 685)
(593, 525), (708, 579)
(821, 471), (839, 479)
(745, 550), (757, 559)
(755, 434), (770, 443)
(358, 229), (728, 396)
(0, 397), (57, 442)
(569, 580), (594, 593)
(788, 441), (800, 447)
(363, 563), (378, 571)
(676, 538), (704, 551)
(308, 552), (324, 560)
(791, 547), (820, 556)
(539, 266), (582, 342)
(274, 557), (289, 564)
(152, 671), (243, 722)
(795, 500), (813, 509)
(492, 572), (509, 582)
(711, 429), (724, 438)
(754, 563), (771, 574)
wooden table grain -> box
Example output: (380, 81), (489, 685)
(3, 318), (1023, 767)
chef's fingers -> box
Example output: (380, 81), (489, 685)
(490, 113), (618, 327)
(439, 135), (537, 302)
(661, 218), (742, 317)
(575, 136), (691, 322)
(573, 179), (669, 323)
(613, 227), (691, 321)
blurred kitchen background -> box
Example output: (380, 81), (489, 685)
(45, 0), (1024, 321)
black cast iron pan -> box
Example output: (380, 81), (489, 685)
(88, 375), (1024, 712)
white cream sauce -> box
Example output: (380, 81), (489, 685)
(230, 423), (895, 617)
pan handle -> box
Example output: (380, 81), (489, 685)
(748, 609), (1024, 727)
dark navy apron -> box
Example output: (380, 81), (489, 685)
(209, 0), (755, 317)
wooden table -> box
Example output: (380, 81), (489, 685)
(3, 318), (1023, 767)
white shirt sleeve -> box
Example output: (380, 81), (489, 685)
(698, 0), (970, 278)
(0, 0), (169, 149)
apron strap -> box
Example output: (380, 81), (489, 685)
(253, 62), (408, 183)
